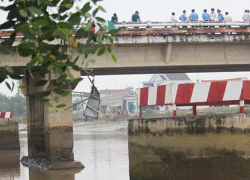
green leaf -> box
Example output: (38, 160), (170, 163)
(96, 17), (106, 23)
(97, 47), (105, 56)
(111, 53), (117, 62)
(15, 23), (29, 33)
(5, 81), (12, 91)
(0, 20), (15, 29)
(19, 9), (28, 18)
(64, 3), (72, 9)
(9, 73), (22, 80)
(108, 29), (120, 35)
(92, 8), (99, 16)
(68, 13), (81, 27)
(4, 66), (14, 73)
(53, 88), (70, 97)
(54, 61), (66, 67)
(32, 19), (49, 28)
(71, 77), (83, 85)
(43, 101), (53, 107)
(28, 6), (43, 16)
(0, 71), (6, 83)
(81, 2), (91, 14)
(33, 79), (48, 87)
(26, 56), (39, 67)
(98, 5), (106, 12)
(55, 28), (70, 41)
(41, 91), (51, 97)
(56, 103), (66, 108)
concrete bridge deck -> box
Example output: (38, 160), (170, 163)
(0, 22), (250, 75)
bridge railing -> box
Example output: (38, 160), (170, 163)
(114, 21), (250, 30)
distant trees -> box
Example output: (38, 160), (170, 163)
(0, 92), (26, 118)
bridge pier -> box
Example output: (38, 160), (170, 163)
(20, 71), (84, 170)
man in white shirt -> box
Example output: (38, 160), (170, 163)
(224, 12), (232, 22)
(242, 10), (250, 22)
(170, 12), (176, 22)
(209, 8), (217, 21)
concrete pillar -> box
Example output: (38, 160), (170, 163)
(172, 104), (176, 117)
(44, 91), (74, 161)
(0, 122), (20, 150)
(240, 100), (245, 113)
(20, 71), (84, 170)
(26, 94), (45, 157)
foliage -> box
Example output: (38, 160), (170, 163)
(0, 0), (118, 106)
(0, 92), (26, 118)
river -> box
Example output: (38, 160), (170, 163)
(0, 120), (129, 180)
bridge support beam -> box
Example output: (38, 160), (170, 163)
(20, 71), (84, 170)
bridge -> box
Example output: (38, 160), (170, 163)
(1, 22), (250, 170)
(1, 22), (250, 75)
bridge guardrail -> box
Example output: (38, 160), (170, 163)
(114, 21), (250, 30)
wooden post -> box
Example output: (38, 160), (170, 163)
(192, 105), (197, 116)
(240, 100), (245, 113)
(172, 104), (176, 117)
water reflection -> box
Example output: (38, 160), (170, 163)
(29, 169), (79, 180)
(0, 150), (20, 180)
(17, 121), (129, 180)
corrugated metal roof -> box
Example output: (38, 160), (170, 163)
(164, 73), (190, 81)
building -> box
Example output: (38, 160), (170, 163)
(143, 73), (192, 87)
(99, 87), (137, 114)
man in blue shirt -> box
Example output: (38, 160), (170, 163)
(202, 9), (210, 21)
(131, 11), (141, 22)
(111, 13), (118, 24)
(217, 9), (224, 21)
(189, 9), (199, 22)
(179, 10), (187, 22)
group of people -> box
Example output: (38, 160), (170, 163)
(111, 11), (141, 23)
(111, 9), (250, 24)
(171, 8), (232, 23)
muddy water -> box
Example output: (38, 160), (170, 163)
(0, 121), (129, 180)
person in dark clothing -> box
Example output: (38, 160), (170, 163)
(111, 13), (118, 23)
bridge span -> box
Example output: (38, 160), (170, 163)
(1, 22), (250, 75)
(1, 22), (250, 170)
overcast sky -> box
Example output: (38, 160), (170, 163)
(1, 0), (250, 96)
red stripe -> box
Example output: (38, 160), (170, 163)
(0, 112), (6, 118)
(240, 81), (250, 100)
(207, 81), (227, 102)
(175, 83), (194, 104)
(140, 87), (149, 106)
(156, 85), (166, 105)
(10, 112), (12, 118)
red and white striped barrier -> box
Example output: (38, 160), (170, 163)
(0, 112), (12, 121)
(138, 80), (250, 117)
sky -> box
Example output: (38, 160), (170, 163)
(0, 0), (250, 96)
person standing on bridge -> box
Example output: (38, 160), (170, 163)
(209, 8), (217, 21)
(179, 10), (187, 22)
(242, 10), (250, 22)
(111, 13), (118, 24)
(170, 12), (176, 22)
(189, 9), (199, 22)
(224, 12), (232, 22)
(202, 9), (210, 22)
(131, 11), (141, 22)
(217, 9), (224, 22)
